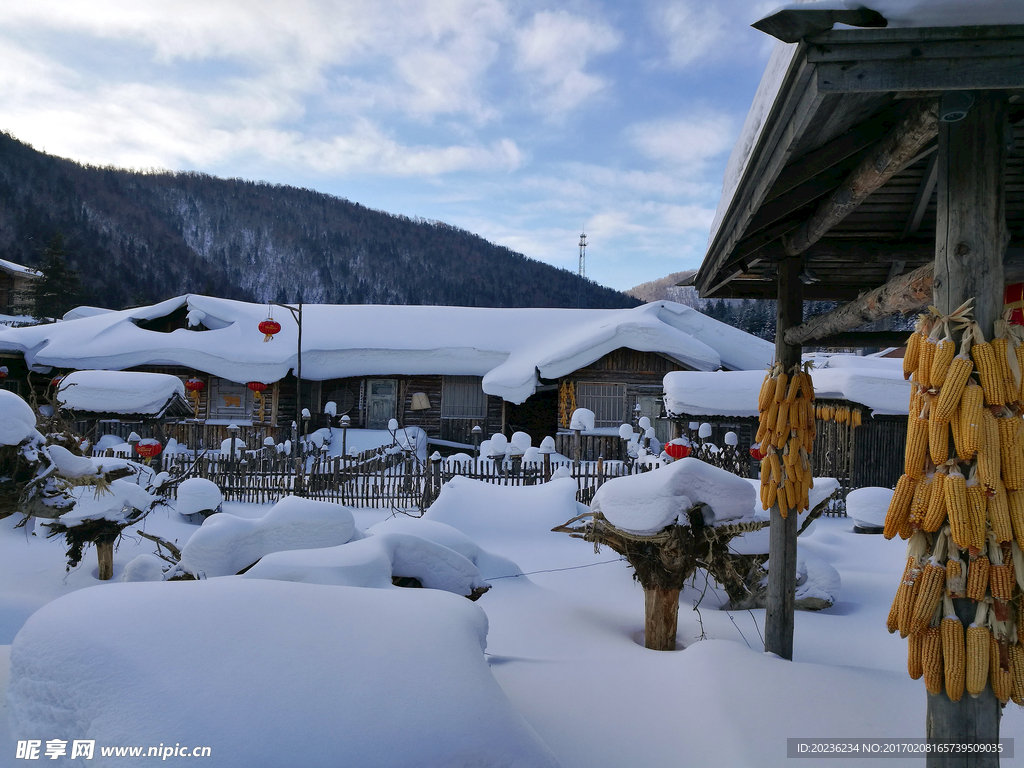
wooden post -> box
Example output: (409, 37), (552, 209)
(926, 91), (1008, 766)
(765, 256), (802, 660)
(96, 540), (114, 581)
(644, 585), (680, 651)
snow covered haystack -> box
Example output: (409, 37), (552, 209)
(0, 388), (42, 448)
(175, 477), (223, 523)
(846, 486), (892, 533)
(178, 496), (357, 577)
(7, 580), (560, 768)
(590, 457), (756, 535)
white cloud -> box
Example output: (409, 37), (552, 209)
(514, 10), (620, 118)
(626, 113), (735, 171)
(651, 1), (729, 68)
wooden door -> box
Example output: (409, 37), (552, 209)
(366, 379), (397, 429)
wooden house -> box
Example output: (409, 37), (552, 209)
(0, 295), (773, 451)
(0, 258), (40, 317)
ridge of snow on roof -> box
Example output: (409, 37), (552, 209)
(56, 370), (186, 415)
(0, 295), (774, 404)
(663, 354), (910, 417)
(0, 257), (42, 278)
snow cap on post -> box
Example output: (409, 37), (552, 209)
(569, 408), (595, 432)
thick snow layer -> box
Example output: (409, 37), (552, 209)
(0, 390), (40, 447)
(56, 370), (185, 415)
(0, 257), (41, 277)
(7, 579), (559, 768)
(590, 458), (756, 534)
(664, 362), (910, 418)
(175, 478), (223, 516)
(369, 517), (523, 579)
(847, 486), (894, 529)
(243, 531), (489, 597)
(763, 1), (1024, 28)
(0, 296), (772, 404)
(178, 496), (357, 577)
(793, 555), (842, 605)
(120, 553), (168, 582)
(56, 477), (158, 526)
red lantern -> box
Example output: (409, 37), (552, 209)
(247, 381), (268, 393)
(134, 440), (163, 458)
(50, 376), (63, 388)
(1005, 283), (1024, 326)
(749, 443), (765, 462)
(665, 441), (691, 460)
(185, 377), (205, 392)
(258, 318), (282, 342)
(0, 366), (7, 379)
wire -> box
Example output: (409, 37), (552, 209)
(486, 557), (624, 580)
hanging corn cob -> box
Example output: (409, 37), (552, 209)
(941, 594), (966, 701)
(966, 601), (991, 697)
(923, 624), (945, 695)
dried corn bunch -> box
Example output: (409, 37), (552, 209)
(910, 541), (948, 636)
(1011, 640), (1024, 705)
(1009, 489), (1024, 549)
(988, 533), (1015, 613)
(933, 325), (975, 425)
(992, 315), (1021, 406)
(885, 474), (918, 540)
(904, 313), (934, 381)
(907, 475), (934, 538)
(966, 601), (991, 697)
(947, 550), (966, 599)
(893, 532), (930, 638)
(965, 476), (988, 556)
(905, 410), (929, 480)
(928, 405), (950, 466)
(908, 628), (924, 680)
(990, 479), (1013, 544)
(990, 624), (1013, 704)
(919, 337), (937, 391)
(945, 465), (971, 550)
(757, 362), (815, 518)
(967, 552), (991, 603)
(888, 555), (918, 634)
(977, 408), (1002, 497)
(851, 408), (862, 428)
(930, 321), (957, 390)
(941, 595), (966, 701)
(998, 413), (1024, 491)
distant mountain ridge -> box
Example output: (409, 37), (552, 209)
(0, 132), (639, 311)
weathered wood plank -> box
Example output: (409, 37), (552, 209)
(817, 57), (1024, 93)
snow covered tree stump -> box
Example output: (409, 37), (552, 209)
(96, 538), (114, 581)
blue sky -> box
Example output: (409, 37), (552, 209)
(0, 0), (781, 292)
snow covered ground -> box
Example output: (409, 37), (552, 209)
(3, 479), (1024, 767)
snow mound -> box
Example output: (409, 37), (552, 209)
(847, 486), (893, 530)
(57, 478), (157, 526)
(369, 517), (522, 580)
(56, 370), (185, 415)
(243, 531), (489, 597)
(0, 389), (40, 446)
(175, 478), (223, 516)
(7, 579), (560, 768)
(179, 495), (357, 577)
(793, 555), (842, 610)
(590, 458), (756, 534)
(121, 553), (168, 582)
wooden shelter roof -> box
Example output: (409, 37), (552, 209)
(693, 21), (1024, 303)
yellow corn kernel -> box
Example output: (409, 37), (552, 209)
(907, 477), (933, 534)
(993, 337), (1017, 405)
(888, 556), (915, 634)
(973, 341), (1006, 407)
(1009, 489), (1024, 550)
(905, 413), (929, 479)
(990, 634), (1012, 704)
(923, 470), (948, 532)
(966, 624), (990, 697)
(978, 409), (1002, 496)
(942, 616), (966, 702)
(904, 330), (924, 380)
(758, 372), (775, 412)
(930, 338), (956, 388)
(899, 561), (924, 638)
(959, 383), (984, 458)
(933, 355), (972, 424)
(923, 626), (944, 695)
(885, 475), (918, 540)
(774, 372), (788, 404)
(1017, 345), (1024, 403)
(908, 630), (924, 680)
(1010, 642), (1024, 705)
(989, 562), (1014, 601)
(910, 563), (945, 636)
(784, 371), (802, 403)
(990, 480), (1013, 544)
(999, 416), (1024, 491)
(966, 484), (987, 554)
(929, 414), (950, 466)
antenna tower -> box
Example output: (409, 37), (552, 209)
(578, 229), (587, 278)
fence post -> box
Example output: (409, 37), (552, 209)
(430, 452), (442, 500)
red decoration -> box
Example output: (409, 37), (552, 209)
(749, 443), (765, 462)
(185, 377), (205, 392)
(247, 381), (268, 393)
(258, 318), (282, 342)
(665, 441), (691, 460)
(1006, 283), (1024, 326)
(0, 366), (7, 379)
(50, 376), (63, 388)
(134, 441), (163, 458)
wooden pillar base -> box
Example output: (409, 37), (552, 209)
(644, 586), (680, 651)
(96, 540), (114, 581)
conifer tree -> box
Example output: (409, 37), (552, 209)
(32, 233), (82, 321)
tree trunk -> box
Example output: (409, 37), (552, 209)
(644, 585), (680, 651)
(96, 540), (114, 581)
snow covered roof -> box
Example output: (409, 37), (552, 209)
(663, 354), (910, 418)
(0, 295), (774, 404)
(56, 370), (188, 416)
(0, 257), (42, 279)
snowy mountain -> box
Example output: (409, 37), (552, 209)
(0, 132), (639, 312)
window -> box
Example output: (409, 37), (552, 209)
(575, 382), (625, 428)
(209, 379), (254, 420)
(441, 376), (487, 419)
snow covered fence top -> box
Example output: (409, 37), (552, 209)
(663, 354), (910, 418)
(0, 389), (41, 446)
(56, 370), (186, 415)
(0, 295), (774, 404)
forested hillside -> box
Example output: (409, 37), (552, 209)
(0, 132), (638, 311)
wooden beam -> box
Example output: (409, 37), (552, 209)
(817, 57), (1024, 93)
(758, 239), (933, 264)
(765, 257), (802, 661)
(783, 262), (934, 346)
(926, 91), (1007, 768)
(809, 331), (913, 348)
(783, 99), (939, 256)
(901, 150), (939, 237)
